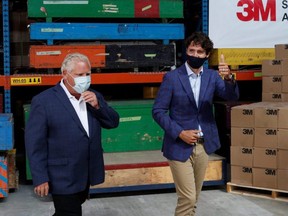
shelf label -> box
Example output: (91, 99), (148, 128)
(11, 77), (42, 86)
(120, 116), (142, 122)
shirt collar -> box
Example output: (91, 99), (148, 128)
(185, 62), (203, 77)
(60, 79), (83, 101)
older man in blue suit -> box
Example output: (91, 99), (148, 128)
(152, 32), (239, 216)
(25, 53), (119, 216)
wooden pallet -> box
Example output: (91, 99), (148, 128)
(90, 151), (225, 193)
(227, 182), (288, 202)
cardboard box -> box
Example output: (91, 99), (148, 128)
(281, 76), (288, 93)
(254, 104), (278, 128)
(231, 165), (253, 186)
(278, 129), (288, 149)
(278, 105), (288, 129)
(253, 147), (277, 169)
(231, 104), (254, 127)
(262, 59), (283, 76)
(275, 44), (288, 59)
(278, 149), (288, 170)
(254, 128), (277, 148)
(262, 76), (282, 93)
(278, 169), (288, 190)
(231, 127), (254, 147)
(253, 168), (277, 189)
(262, 93), (288, 102)
(230, 146), (253, 167)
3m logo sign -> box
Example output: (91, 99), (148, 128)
(237, 0), (276, 21)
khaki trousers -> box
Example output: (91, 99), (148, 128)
(168, 143), (209, 216)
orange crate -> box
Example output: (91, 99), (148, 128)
(29, 45), (106, 69)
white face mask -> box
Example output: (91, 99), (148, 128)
(67, 73), (91, 94)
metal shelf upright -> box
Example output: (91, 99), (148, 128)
(2, 0), (11, 113)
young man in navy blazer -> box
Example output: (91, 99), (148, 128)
(25, 53), (119, 216)
(152, 32), (239, 216)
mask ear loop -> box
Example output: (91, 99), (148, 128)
(65, 72), (75, 89)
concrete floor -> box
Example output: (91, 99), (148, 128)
(1, 184), (287, 216)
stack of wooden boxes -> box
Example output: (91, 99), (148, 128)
(228, 44), (288, 200)
(27, 0), (184, 72)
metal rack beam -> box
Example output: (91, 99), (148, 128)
(2, 0), (11, 113)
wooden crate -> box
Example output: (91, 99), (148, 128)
(8, 149), (18, 190)
(227, 182), (288, 202)
(29, 45), (105, 68)
(29, 44), (176, 70)
(209, 48), (275, 68)
(29, 23), (184, 45)
(90, 151), (225, 193)
(27, 0), (183, 19)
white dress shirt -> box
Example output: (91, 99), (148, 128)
(185, 62), (203, 136)
(60, 79), (89, 136)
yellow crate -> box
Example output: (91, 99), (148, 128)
(209, 48), (275, 66)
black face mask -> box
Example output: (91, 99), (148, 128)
(186, 55), (208, 69)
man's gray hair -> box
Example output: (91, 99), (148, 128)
(61, 53), (91, 73)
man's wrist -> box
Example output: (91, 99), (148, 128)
(224, 74), (235, 82)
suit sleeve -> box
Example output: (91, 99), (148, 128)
(152, 73), (183, 140)
(25, 96), (49, 187)
(214, 71), (240, 101)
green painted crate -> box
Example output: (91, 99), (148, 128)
(102, 100), (163, 152)
(24, 100), (164, 179)
(28, 0), (183, 18)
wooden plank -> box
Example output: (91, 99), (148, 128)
(227, 182), (288, 202)
(91, 152), (224, 189)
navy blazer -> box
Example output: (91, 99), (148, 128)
(152, 64), (239, 162)
(25, 83), (119, 194)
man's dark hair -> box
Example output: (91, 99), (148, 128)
(185, 32), (214, 54)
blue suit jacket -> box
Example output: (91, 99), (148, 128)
(152, 64), (239, 162)
(25, 83), (119, 194)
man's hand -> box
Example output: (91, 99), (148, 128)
(218, 54), (231, 80)
(179, 130), (201, 145)
(82, 91), (100, 109)
(34, 182), (49, 197)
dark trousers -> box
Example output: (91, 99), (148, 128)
(52, 186), (89, 216)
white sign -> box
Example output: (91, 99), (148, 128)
(209, 0), (288, 48)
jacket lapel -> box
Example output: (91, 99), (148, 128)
(198, 68), (210, 109)
(53, 83), (88, 135)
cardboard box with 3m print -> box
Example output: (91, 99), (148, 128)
(231, 127), (254, 147)
(275, 44), (288, 59)
(230, 146), (253, 167)
(253, 168), (277, 189)
(253, 147), (277, 169)
(231, 165), (253, 186)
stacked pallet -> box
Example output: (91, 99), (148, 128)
(27, 0), (184, 72)
(228, 44), (288, 201)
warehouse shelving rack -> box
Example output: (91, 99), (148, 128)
(0, 0), (263, 113)
(2, 0), (11, 113)
(0, 0), (265, 194)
